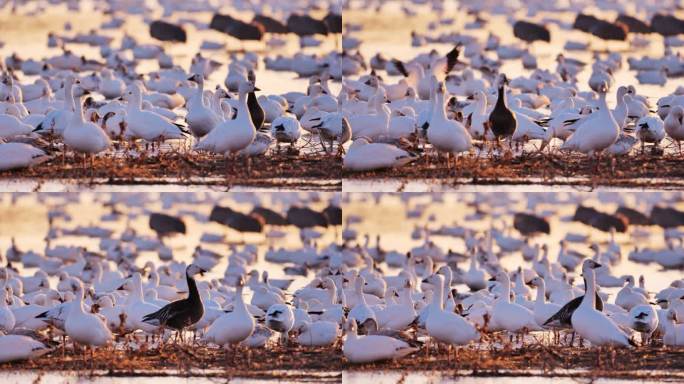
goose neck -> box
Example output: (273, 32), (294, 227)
(535, 280), (546, 304)
(186, 269), (200, 303)
(580, 272), (596, 309)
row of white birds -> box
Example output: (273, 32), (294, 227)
(1, 204), (684, 366)
(339, 11), (684, 172)
(0, 5), (350, 172)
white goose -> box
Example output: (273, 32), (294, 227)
(529, 276), (562, 327)
(571, 266), (634, 347)
(124, 82), (188, 142)
(118, 273), (160, 333)
(427, 80), (472, 158)
(343, 137), (417, 171)
(65, 280), (113, 347)
(663, 309), (684, 346)
(63, 94), (111, 159)
(0, 335), (51, 363)
(425, 274), (480, 345)
(204, 278), (255, 347)
(342, 319), (417, 363)
(195, 81), (256, 155)
(0, 142), (50, 171)
(0, 286), (16, 332)
(296, 320), (339, 347)
(490, 271), (540, 333)
(562, 81), (619, 156)
(0, 114), (33, 139)
(185, 74), (220, 137)
(629, 304), (659, 345)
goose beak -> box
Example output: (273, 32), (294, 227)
(488, 276), (496, 281)
(200, 268), (207, 276)
(254, 87), (261, 91)
(117, 284), (125, 290)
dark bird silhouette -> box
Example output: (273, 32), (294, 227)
(323, 13), (342, 34)
(210, 205), (264, 233)
(488, 74), (517, 141)
(252, 14), (288, 34)
(150, 21), (187, 42)
(322, 205), (342, 226)
(616, 14), (652, 34)
(650, 14), (684, 37)
(286, 14), (328, 36)
(572, 205), (628, 233)
(513, 213), (550, 236)
(142, 264), (205, 331)
(650, 206), (684, 228)
(149, 213), (186, 238)
(247, 71), (265, 130)
(444, 44), (462, 74)
(615, 206), (651, 226)
(287, 207), (329, 228)
(513, 20), (551, 43)
(210, 13), (264, 41)
(251, 207), (289, 226)
(573, 13), (628, 41)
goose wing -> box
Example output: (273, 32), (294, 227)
(142, 299), (187, 326)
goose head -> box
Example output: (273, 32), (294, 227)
(187, 73), (203, 84)
(186, 263), (206, 277)
(581, 259), (602, 273)
(529, 276), (543, 288)
(238, 81), (258, 95)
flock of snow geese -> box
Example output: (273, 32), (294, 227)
(0, 192), (683, 365)
(340, 1), (684, 172)
(0, 0), (348, 174)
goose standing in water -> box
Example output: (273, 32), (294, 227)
(487, 74), (517, 147)
(142, 264), (206, 341)
(571, 266), (635, 347)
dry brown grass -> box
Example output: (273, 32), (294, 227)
(0, 152), (342, 191)
(343, 152), (684, 189)
(3, 341), (684, 380)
